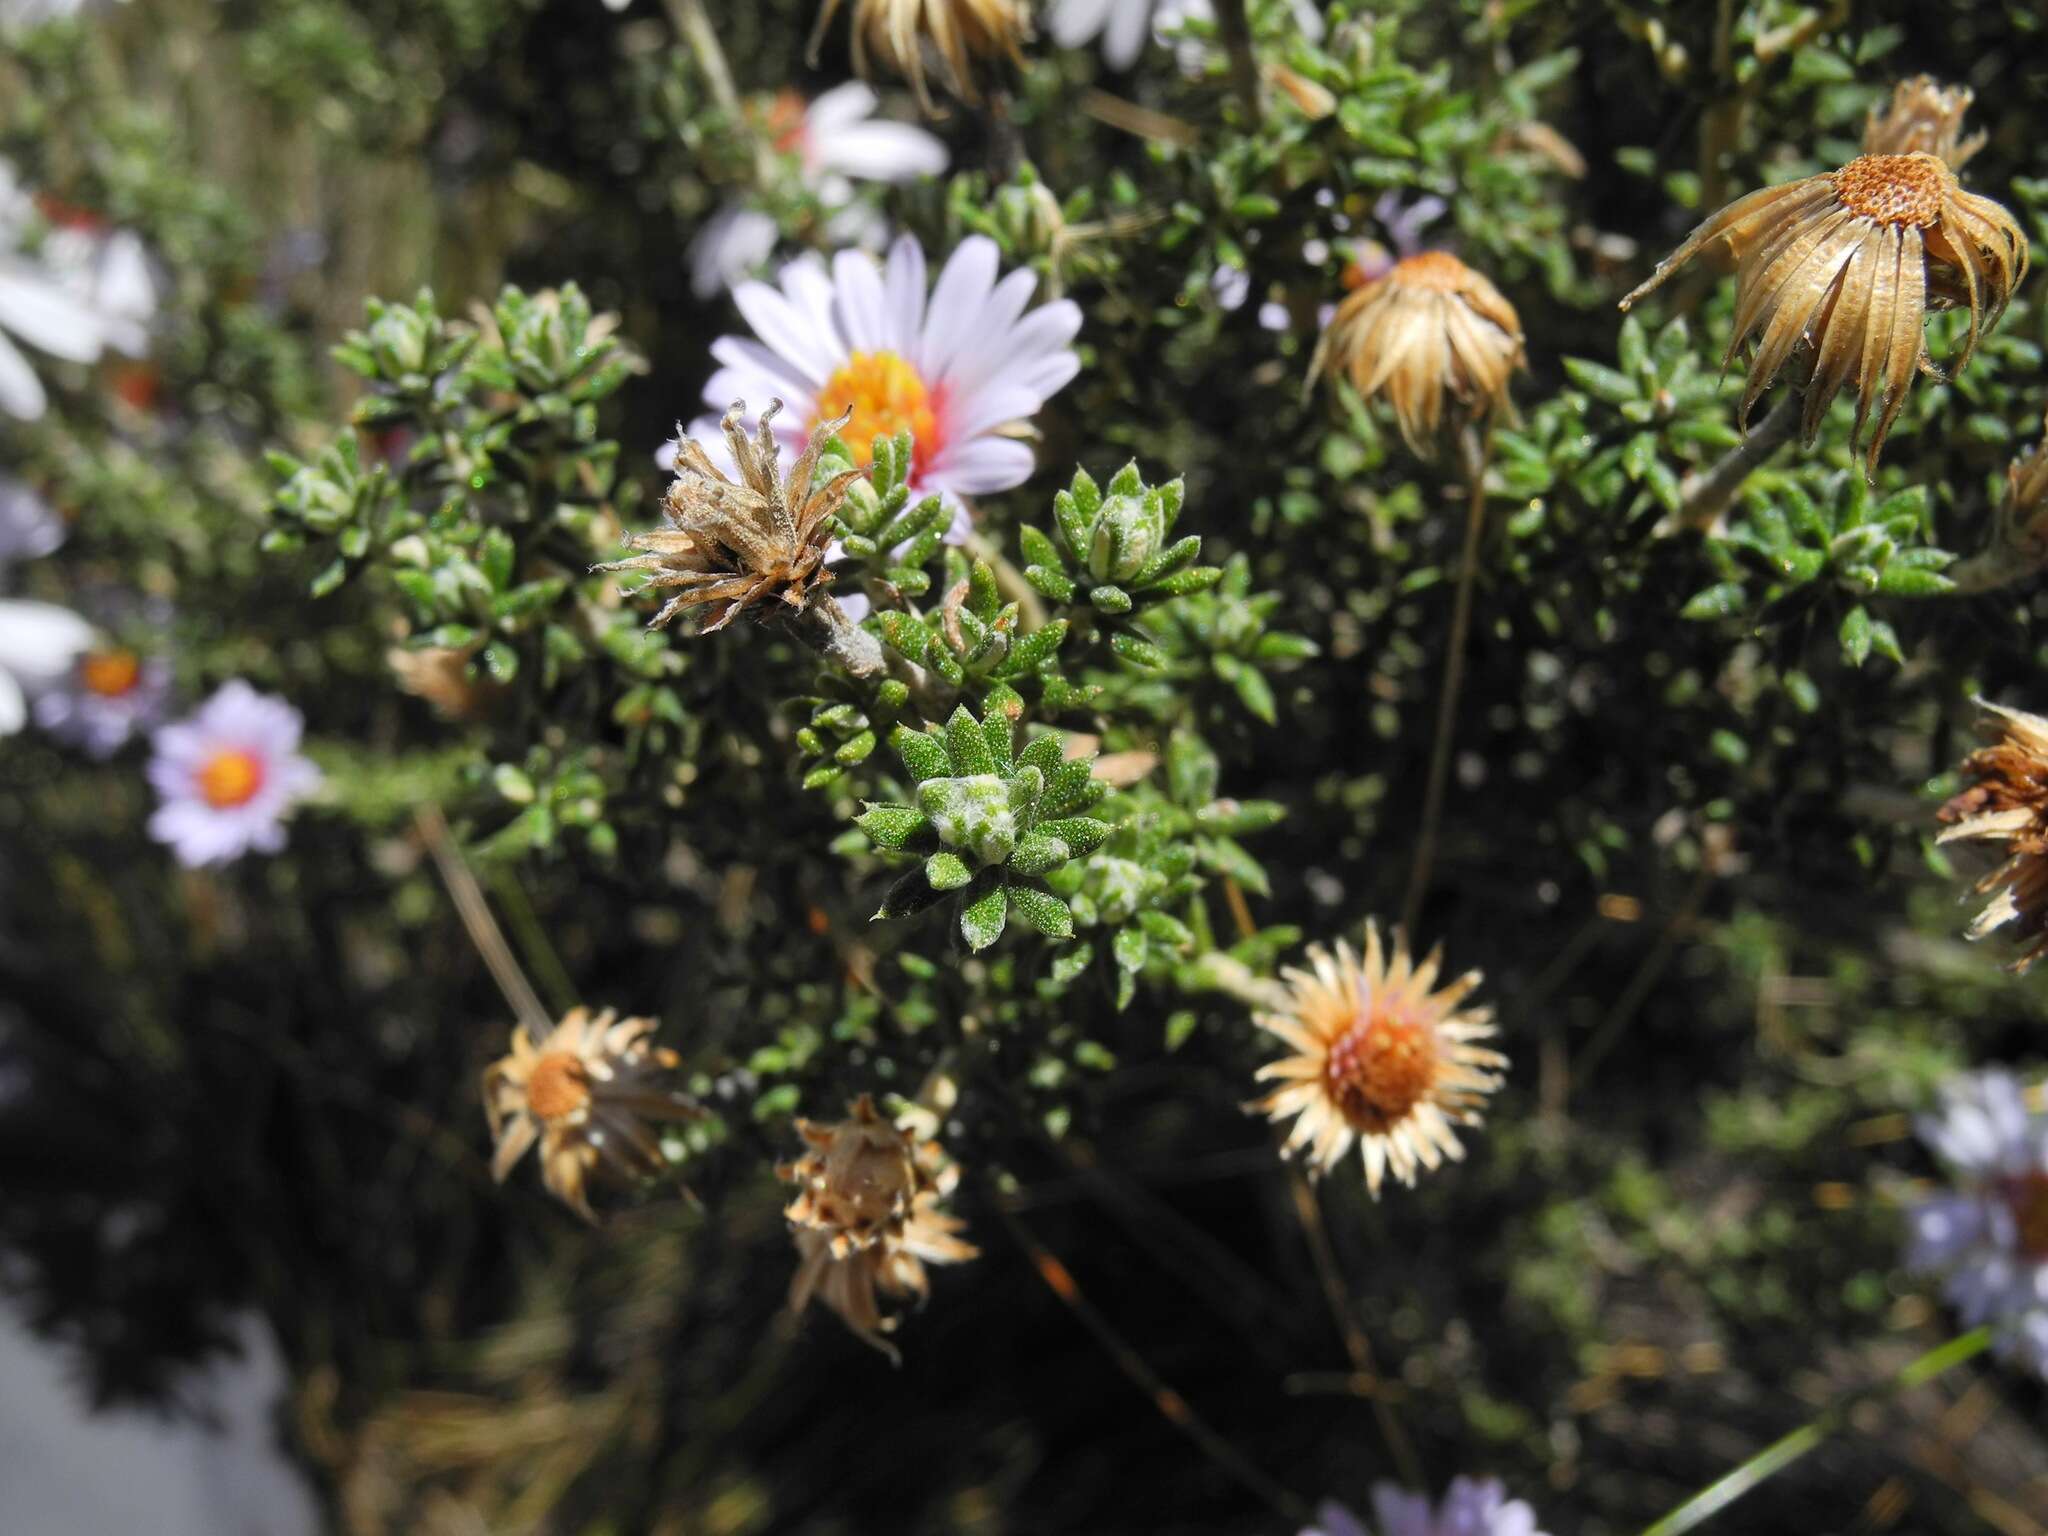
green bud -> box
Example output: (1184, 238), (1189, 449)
(917, 775), (1019, 863)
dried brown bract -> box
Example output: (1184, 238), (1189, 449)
(599, 400), (861, 634)
(1620, 152), (2027, 470)
(811, 0), (1032, 115)
(1863, 76), (1986, 170)
(778, 1093), (977, 1361)
(483, 1007), (698, 1221)
(1310, 250), (1524, 457)
(1937, 703), (2048, 974)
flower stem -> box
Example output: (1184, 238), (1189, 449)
(415, 803), (555, 1040)
(1638, 1327), (1993, 1536)
(1211, 0), (1264, 123)
(1676, 392), (1800, 534)
(1402, 427), (1491, 936)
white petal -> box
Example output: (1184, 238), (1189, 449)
(883, 235), (928, 353)
(0, 263), (107, 362)
(818, 122), (949, 182)
(831, 249), (889, 354)
(804, 81), (879, 136)
(0, 330), (46, 419)
(0, 598), (92, 682)
(928, 437), (1035, 495)
(916, 236), (1000, 382)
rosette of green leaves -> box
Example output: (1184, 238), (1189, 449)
(268, 285), (656, 693)
(1683, 474), (1951, 669)
(792, 677), (914, 793)
(876, 546), (1078, 701)
(855, 700), (1112, 952)
(1118, 554), (1317, 726)
(1022, 465), (1222, 648)
(826, 427), (953, 608)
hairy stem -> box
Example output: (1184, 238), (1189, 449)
(416, 803), (555, 1040)
(1403, 427), (1491, 936)
(1676, 392), (1800, 534)
(1639, 1327), (1993, 1536)
(797, 592), (887, 677)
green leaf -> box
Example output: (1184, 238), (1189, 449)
(1113, 924), (1148, 974)
(1035, 816), (1112, 856)
(1008, 833), (1072, 875)
(1006, 884), (1074, 940)
(961, 877), (1010, 951)
(1680, 582), (1748, 621)
(856, 803), (927, 850)
(926, 851), (973, 890)
(1562, 357), (1640, 405)
(1839, 604), (1873, 668)
(893, 723), (951, 782)
(876, 869), (948, 920)
(947, 705), (997, 775)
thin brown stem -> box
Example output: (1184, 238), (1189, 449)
(415, 803), (555, 1039)
(1403, 427), (1491, 935)
(664, 0), (773, 187)
(995, 1203), (1308, 1525)
(1211, 0), (1264, 122)
(1287, 1171), (1425, 1490)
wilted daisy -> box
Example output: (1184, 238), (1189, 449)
(683, 233), (1082, 534)
(604, 400), (862, 632)
(1936, 700), (2048, 973)
(1250, 921), (1506, 1197)
(778, 1092), (978, 1361)
(1310, 250), (1524, 456)
(145, 680), (322, 867)
(1619, 151), (2027, 469)
(1303, 1479), (1551, 1536)
(482, 1007), (698, 1223)
(689, 84), (948, 298)
(1863, 75), (1985, 170)
(812, 0), (1033, 114)
(32, 642), (171, 757)
(1905, 1068), (2048, 1376)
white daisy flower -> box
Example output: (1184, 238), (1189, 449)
(146, 681), (322, 867)
(683, 231), (1082, 526)
(1905, 1067), (2048, 1376)
(1302, 1479), (1549, 1536)
(0, 163), (148, 420)
(688, 85), (948, 298)
(0, 598), (93, 736)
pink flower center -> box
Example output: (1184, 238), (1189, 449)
(197, 748), (265, 809)
(814, 350), (942, 474)
(1324, 998), (1438, 1133)
(80, 649), (141, 698)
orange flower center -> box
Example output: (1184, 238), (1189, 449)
(1389, 250), (1473, 293)
(527, 1050), (593, 1122)
(80, 649), (141, 698)
(1324, 1000), (1439, 1134)
(196, 749), (265, 809)
(2005, 1172), (2048, 1260)
(763, 88), (809, 156)
(1832, 153), (1947, 228)
(815, 350), (939, 469)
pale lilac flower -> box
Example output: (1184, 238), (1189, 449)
(0, 598), (92, 735)
(1303, 1481), (1547, 1536)
(674, 232), (1081, 533)
(146, 681), (321, 867)
(1906, 1068), (2048, 1376)
(0, 475), (63, 568)
(688, 84), (948, 298)
(33, 645), (170, 757)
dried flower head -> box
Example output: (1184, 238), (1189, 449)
(387, 643), (497, 721)
(812, 0), (1033, 115)
(1863, 76), (1985, 170)
(1250, 921), (1506, 1197)
(1936, 701), (2048, 973)
(1990, 412), (2048, 565)
(1310, 250), (1524, 456)
(483, 1007), (697, 1221)
(600, 399), (861, 633)
(1620, 152), (2027, 470)
(778, 1093), (977, 1361)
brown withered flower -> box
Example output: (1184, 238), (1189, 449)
(1249, 920), (1506, 1199)
(1937, 702), (2048, 974)
(1620, 152), (2027, 469)
(598, 400), (861, 633)
(778, 1093), (977, 1362)
(811, 0), (1032, 115)
(1863, 76), (1986, 170)
(483, 1007), (698, 1221)
(1309, 250), (1525, 456)
(387, 643), (498, 722)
